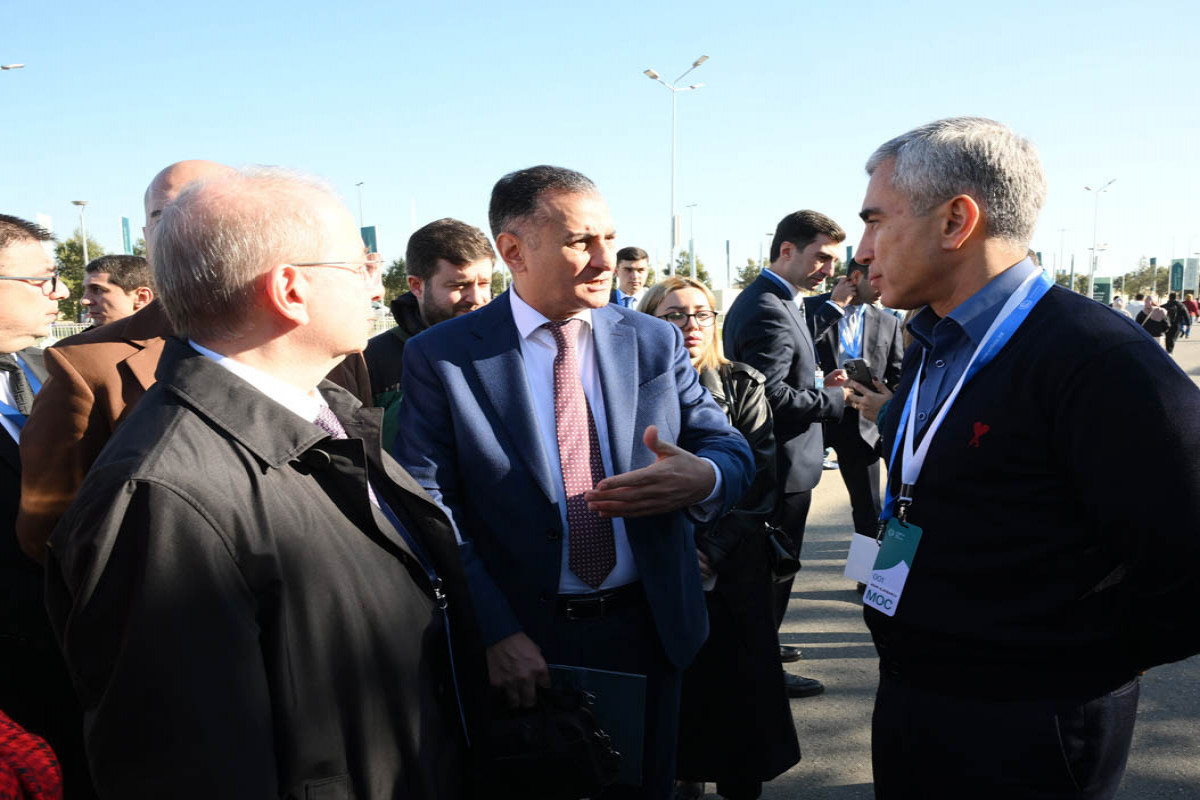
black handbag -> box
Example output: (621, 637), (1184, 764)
(487, 685), (622, 800)
(766, 523), (801, 583)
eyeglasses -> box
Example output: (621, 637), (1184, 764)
(291, 258), (382, 282)
(658, 310), (717, 328)
(0, 270), (63, 296)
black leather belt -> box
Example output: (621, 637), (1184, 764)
(556, 582), (645, 620)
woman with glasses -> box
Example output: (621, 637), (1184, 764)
(639, 277), (799, 800)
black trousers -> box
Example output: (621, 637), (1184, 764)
(771, 490), (812, 629)
(826, 426), (882, 536)
(1165, 326), (1180, 353)
(541, 589), (682, 800)
(872, 671), (1139, 799)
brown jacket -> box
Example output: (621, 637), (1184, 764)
(17, 300), (372, 561)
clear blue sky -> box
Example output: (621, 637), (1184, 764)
(3, 0), (1197, 287)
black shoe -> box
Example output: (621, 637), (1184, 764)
(779, 645), (802, 663)
(784, 673), (825, 698)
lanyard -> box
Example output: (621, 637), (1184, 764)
(880, 270), (1053, 524)
(0, 354), (43, 429)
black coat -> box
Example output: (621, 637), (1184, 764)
(677, 362), (800, 783)
(723, 274), (844, 493)
(45, 339), (487, 800)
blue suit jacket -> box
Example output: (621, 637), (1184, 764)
(723, 274), (844, 493)
(394, 291), (753, 668)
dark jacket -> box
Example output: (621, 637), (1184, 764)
(871, 287), (1200, 700)
(45, 339), (487, 800)
(678, 362), (800, 783)
(723, 274), (844, 493)
(0, 349), (90, 800)
(364, 292), (427, 451)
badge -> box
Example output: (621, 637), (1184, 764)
(863, 518), (922, 617)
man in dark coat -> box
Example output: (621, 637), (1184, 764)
(45, 168), (485, 800)
(0, 215), (86, 797)
(364, 217), (494, 449)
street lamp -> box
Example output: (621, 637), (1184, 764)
(1084, 179), (1115, 299)
(643, 55), (709, 276)
(1, 64), (25, 71)
(684, 203), (699, 278)
(71, 200), (89, 266)
(354, 182), (364, 230)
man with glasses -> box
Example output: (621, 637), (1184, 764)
(17, 160), (375, 562)
(45, 167), (484, 800)
(0, 214), (88, 796)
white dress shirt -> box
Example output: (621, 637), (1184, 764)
(188, 341), (326, 422)
(508, 290), (722, 594)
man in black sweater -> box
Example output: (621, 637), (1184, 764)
(852, 117), (1200, 799)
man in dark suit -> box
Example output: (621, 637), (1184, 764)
(609, 245), (649, 307)
(395, 165), (753, 799)
(45, 167), (484, 799)
(803, 259), (904, 538)
(723, 210), (855, 698)
(0, 214), (88, 796)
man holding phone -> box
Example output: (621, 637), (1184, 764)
(804, 259), (904, 540)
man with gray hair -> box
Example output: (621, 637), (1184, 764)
(45, 168), (485, 800)
(851, 117), (1200, 797)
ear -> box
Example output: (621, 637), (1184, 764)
(132, 286), (154, 310)
(496, 231), (527, 276)
(940, 194), (983, 251)
(263, 263), (310, 326)
(407, 275), (424, 300)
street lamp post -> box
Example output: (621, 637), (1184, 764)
(355, 182), (364, 230)
(685, 203), (698, 278)
(71, 200), (89, 266)
(1, 64), (25, 71)
(643, 55), (708, 276)
(1084, 179), (1115, 299)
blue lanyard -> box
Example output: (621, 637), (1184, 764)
(880, 272), (1053, 523)
(0, 355), (42, 430)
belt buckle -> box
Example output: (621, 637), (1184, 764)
(565, 594), (606, 620)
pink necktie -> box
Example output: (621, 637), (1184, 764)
(544, 319), (616, 589)
(313, 405), (378, 507)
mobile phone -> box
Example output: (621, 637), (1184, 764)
(843, 358), (873, 387)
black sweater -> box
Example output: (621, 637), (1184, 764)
(869, 286), (1200, 700)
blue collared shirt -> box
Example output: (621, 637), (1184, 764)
(906, 258), (1038, 433)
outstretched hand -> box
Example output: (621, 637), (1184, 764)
(847, 378), (892, 424)
(584, 425), (716, 518)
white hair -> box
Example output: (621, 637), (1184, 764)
(152, 166), (342, 340)
(866, 117), (1046, 246)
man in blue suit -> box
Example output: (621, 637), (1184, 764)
(395, 165), (753, 799)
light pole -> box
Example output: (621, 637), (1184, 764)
(71, 200), (89, 266)
(1084, 179), (1115, 299)
(643, 55), (708, 276)
(354, 182), (364, 230)
(685, 203), (698, 278)
(1, 64), (25, 71)
(1057, 227), (1068, 283)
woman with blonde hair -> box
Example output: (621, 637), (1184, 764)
(639, 276), (799, 800)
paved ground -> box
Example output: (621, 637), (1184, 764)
(734, 337), (1200, 799)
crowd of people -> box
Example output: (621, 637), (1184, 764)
(1, 116), (1198, 800)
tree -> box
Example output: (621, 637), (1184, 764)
(382, 258), (408, 304)
(673, 248), (712, 288)
(735, 257), (765, 288)
(54, 229), (107, 320)
(132, 237), (147, 257)
(491, 268), (511, 297)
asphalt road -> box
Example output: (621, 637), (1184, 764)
(744, 336), (1200, 799)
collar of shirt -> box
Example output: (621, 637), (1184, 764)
(762, 268), (802, 301)
(510, 287), (595, 342)
(907, 257), (1038, 351)
(187, 339), (326, 423)
(0, 365), (19, 443)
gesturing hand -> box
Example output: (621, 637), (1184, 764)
(847, 378), (893, 424)
(584, 425), (716, 518)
